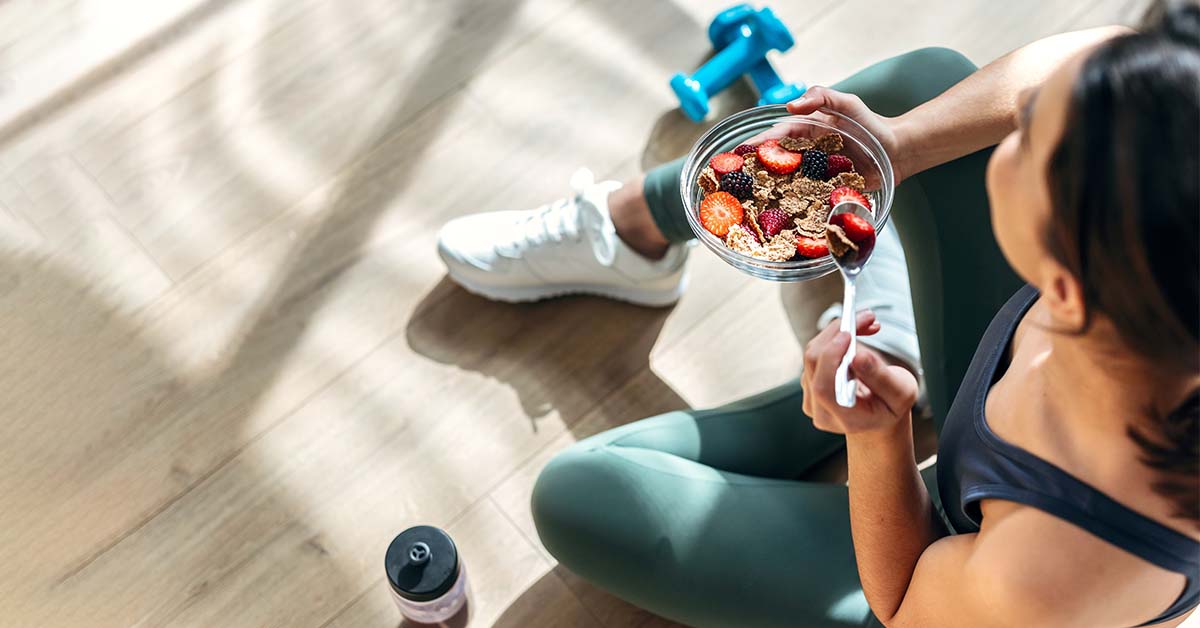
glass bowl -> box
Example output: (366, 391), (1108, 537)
(680, 104), (895, 282)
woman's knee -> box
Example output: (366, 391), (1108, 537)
(530, 446), (654, 568)
(900, 46), (979, 93)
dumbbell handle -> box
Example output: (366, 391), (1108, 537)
(747, 59), (806, 105)
(690, 26), (763, 97)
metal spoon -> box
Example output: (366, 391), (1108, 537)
(826, 200), (877, 408)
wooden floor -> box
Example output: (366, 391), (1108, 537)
(1, 1), (1179, 627)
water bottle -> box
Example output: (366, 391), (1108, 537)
(385, 526), (469, 623)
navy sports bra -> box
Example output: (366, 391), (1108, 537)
(938, 285), (1200, 626)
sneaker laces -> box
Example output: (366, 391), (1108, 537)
(499, 169), (596, 257)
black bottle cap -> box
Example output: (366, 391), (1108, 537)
(385, 526), (460, 602)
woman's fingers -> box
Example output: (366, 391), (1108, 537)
(804, 310), (877, 372)
(811, 331), (851, 402)
(802, 310), (886, 427)
(851, 349), (919, 416)
(741, 109), (840, 146)
(786, 86), (870, 118)
(856, 312), (880, 336)
(801, 369), (813, 417)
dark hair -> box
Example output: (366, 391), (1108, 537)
(1045, 1), (1200, 525)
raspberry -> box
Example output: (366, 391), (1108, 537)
(719, 171), (753, 199)
(757, 207), (789, 237)
(800, 149), (827, 180)
(732, 144), (757, 157)
(826, 154), (854, 178)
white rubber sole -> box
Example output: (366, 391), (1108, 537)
(446, 269), (687, 307)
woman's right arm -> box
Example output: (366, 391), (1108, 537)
(788, 26), (1133, 182)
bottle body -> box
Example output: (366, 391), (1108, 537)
(389, 561), (469, 623)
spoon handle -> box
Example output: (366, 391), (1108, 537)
(835, 277), (857, 408)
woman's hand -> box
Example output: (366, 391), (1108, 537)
(745, 86), (909, 184)
(787, 87), (903, 177)
(801, 310), (919, 434)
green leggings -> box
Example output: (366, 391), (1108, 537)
(532, 48), (1024, 627)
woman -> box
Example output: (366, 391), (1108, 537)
(531, 3), (1200, 627)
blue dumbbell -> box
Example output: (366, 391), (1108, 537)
(670, 4), (806, 122)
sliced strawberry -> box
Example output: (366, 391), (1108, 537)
(829, 186), (872, 211)
(699, 191), (745, 238)
(709, 152), (745, 176)
(831, 212), (875, 243)
(826, 154), (854, 178)
(756, 139), (803, 175)
(795, 235), (829, 259)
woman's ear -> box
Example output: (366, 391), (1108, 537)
(1042, 263), (1088, 330)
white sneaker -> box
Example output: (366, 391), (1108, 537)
(437, 169), (689, 306)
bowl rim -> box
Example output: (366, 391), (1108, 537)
(678, 104), (895, 280)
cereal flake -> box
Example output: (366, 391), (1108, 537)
(725, 224), (761, 256)
(792, 176), (835, 199)
(743, 207), (766, 243)
(779, 136), (815, 152)
(831, 171), (866, 192)
(794, 200), (832, 238)
(827, 223), (858, 257)
(779, 193), (804, 215)
(763, 230), (798, 261)
(815, 133), (844, 153)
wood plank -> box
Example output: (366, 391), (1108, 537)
(60, 0), (576, 280)
(0, 154), (173, 311)
(0, 187), (45, 247)
(1070, 0), (1152, 28)
(768, 0), (1140, 90)
(0, 0), (219, 126)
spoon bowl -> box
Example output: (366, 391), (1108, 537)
(827, 201), (877, 276)
(826, 200), (877, 408)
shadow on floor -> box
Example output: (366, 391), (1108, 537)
(639, 78), (759, 173)
(405, 276), (688, 435)
(493, 566), (685, 628)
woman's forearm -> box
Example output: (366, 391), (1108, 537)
(845, 415), (941, 624)
(891, 26), (1133, 179)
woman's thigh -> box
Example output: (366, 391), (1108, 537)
(576, 380), (844, 480)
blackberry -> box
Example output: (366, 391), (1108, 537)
(719, 171), (753, 200)
(800, 149), (827, 180)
